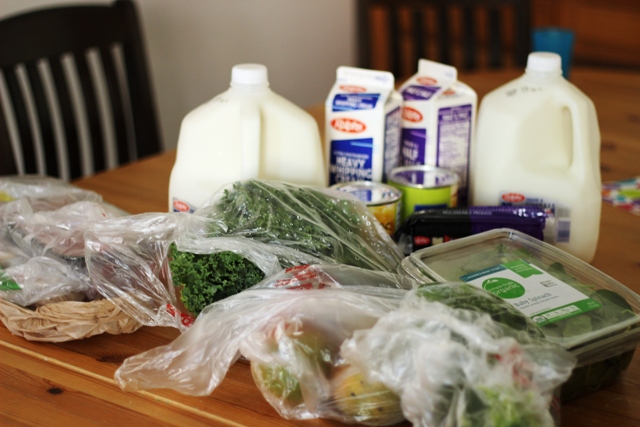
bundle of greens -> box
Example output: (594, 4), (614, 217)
(196, 180), (404, 272)
(168, 243), (266, 316)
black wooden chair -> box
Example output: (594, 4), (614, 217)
(357, 0), (531, 80)
(0, 0), (162, 180)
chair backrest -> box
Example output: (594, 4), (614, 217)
(357, 0), (531, 80)
(0, 0), (161, 180)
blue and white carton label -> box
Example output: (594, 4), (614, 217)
(400, 59), (477, 204)
(326, 66), (402, 185)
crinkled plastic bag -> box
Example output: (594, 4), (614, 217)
(194, 179), (404, 272)
(0, 175), (141, 341)
(3, 199), (126, 272)
(85, 213), (327, 329)
(0, 235), (29, 268)
(341, 285), (577, 427)
(0, 175), (101, 207)
(114, 265), (414, 425)
(0, 256), (90, 307)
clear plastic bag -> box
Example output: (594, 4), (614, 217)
(341, 285), (577, 427)
(3, 199), (126, 272)
(194, 179), (404, 272)
(114, 265), (413, 425)
(0, 256), (90, 307)
(85, 213), (328, 329)
(0, 175), (101, 205)
(0, 235), (29, 268)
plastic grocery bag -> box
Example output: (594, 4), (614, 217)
(0, 175), (101, 207)
(114, 265), (413, 425)
(2, 198), (126, 272)
(0, 256), (89, 307)
(0, 175), (142, 341)
(194, 179), (404, 272)
(85, 213), (327, 329)
(341, 284), (577, 427)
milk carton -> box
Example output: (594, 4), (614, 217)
(325, 66), (402, 185)
(400, 59), (477, 204)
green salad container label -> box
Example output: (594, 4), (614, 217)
(461, 260), (602, 326)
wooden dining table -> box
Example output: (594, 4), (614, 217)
(1, 67), (639, 426)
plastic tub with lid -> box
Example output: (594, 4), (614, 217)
(398, 228), (640, 401)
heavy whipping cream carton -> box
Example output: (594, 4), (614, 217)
(400, 59), (477, 204)
(325, 66), (402, 185)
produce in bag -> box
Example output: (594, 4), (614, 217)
(0, 256), (88, 307)
(194, 179), (404, 272)
(114, 265), (412, 425)
(86, 213), (326, 329)
(2, 198), (126, 272)
(341, 285), (577, 427)
(0, 176), (141, 341)
(0, 175), (102, 210)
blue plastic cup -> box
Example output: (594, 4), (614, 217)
(532, 27), (575, 79)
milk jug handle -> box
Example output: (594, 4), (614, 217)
(240, 104), (261, 179)
(555, 90), (592, 180)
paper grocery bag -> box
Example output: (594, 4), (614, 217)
(0, 298), (142, 342)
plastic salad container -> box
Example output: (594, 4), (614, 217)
(399, 228), (640, 401)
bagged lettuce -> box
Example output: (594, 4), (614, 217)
(114, 265), (412, 425)
(341, 285), (577, 427)
(194, 179), (404, 272)
(86, 213), (326, 329)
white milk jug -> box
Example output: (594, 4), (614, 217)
(169, 64), (326, 212)
(470, 52), (601, 262)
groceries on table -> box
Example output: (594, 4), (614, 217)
(0, 55), (628, 427)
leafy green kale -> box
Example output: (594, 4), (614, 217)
(168, 243), (265, 316)
(201, 180), (402, 272)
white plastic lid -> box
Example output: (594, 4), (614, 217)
(526, 52), (562, 74)
(231, 64), (269, 85)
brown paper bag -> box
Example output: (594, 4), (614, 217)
(0, 298), (142, 342)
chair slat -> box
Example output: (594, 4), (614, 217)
(49, 57), (82, 180)
(0, 98), (19, 175)
(100, 45), (130, 165)
(25, 62), (58, 177)
(3, 67), (37, 174)
(73, 51), (105, 174)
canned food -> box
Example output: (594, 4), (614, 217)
(330, 181), (402, 235)
(388, 166), (459, 221)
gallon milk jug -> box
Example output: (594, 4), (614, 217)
(169, 64), (326, 212)
(470, 52), (601, 262)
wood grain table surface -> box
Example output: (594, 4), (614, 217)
(1, 67), (639, 426)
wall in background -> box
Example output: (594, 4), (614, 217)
(0, 0), (357, 150)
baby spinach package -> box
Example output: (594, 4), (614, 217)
(399, 228), (640, 401)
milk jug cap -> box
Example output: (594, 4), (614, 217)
(231, 63), (269, 85)
(526, 52), (562, 75)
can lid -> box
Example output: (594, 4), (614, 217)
(526, 52), (562, 75)
(390, 166), (459, 189)
(231, 64), (269, 85)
